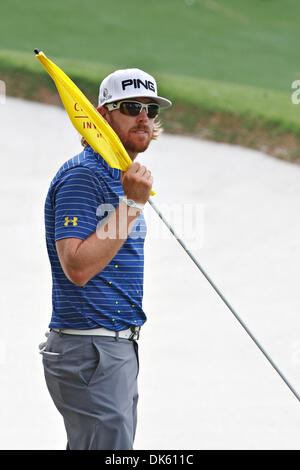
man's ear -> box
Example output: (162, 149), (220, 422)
(97, 106), (111, 124)
(97, 106), (107, 118)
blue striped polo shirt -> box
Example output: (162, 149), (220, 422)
(44, 145), (147, 330)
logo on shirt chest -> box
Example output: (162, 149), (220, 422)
(64, 216), (78, 226)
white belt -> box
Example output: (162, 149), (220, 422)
(52, 326), (141, 341)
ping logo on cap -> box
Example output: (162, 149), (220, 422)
(121, 79), (155, 92)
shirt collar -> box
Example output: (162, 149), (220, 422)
(84, 145), (121, 180)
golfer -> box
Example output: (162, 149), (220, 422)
(41, 68), (172, 450)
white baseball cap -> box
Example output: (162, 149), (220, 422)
(98, 68), (172, 109)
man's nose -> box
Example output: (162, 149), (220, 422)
(137, 108), (149, 121)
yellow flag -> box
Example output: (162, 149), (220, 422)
(34, 50), (132, 171)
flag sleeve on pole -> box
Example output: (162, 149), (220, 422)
(35, 50), (156, 194)
(35, 51), (131, 171)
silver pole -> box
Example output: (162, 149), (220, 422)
(148, 197), (300, 403)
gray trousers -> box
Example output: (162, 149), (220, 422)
(42, 330), (139, 450)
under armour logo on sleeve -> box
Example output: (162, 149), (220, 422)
(64, 217), (78, 226)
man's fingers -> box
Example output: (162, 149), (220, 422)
(137, 165), (147, 176)
(122, 163), (153, 204)
(126, 162), (141, 174)
(126, 162), (150, 178)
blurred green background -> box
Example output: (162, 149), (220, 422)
(1, 0), (300, 159)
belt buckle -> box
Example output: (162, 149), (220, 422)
(129, 326), (140, 341)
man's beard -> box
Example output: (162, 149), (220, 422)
(121, 126), (153, 154)
(123, 136), (151, 154)
(107, 113), (153, 155)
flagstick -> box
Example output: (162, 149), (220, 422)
(148, 197), (300, 403)
(33, 46), (298, 402)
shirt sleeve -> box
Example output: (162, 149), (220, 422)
(53, 166), (105, 241)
